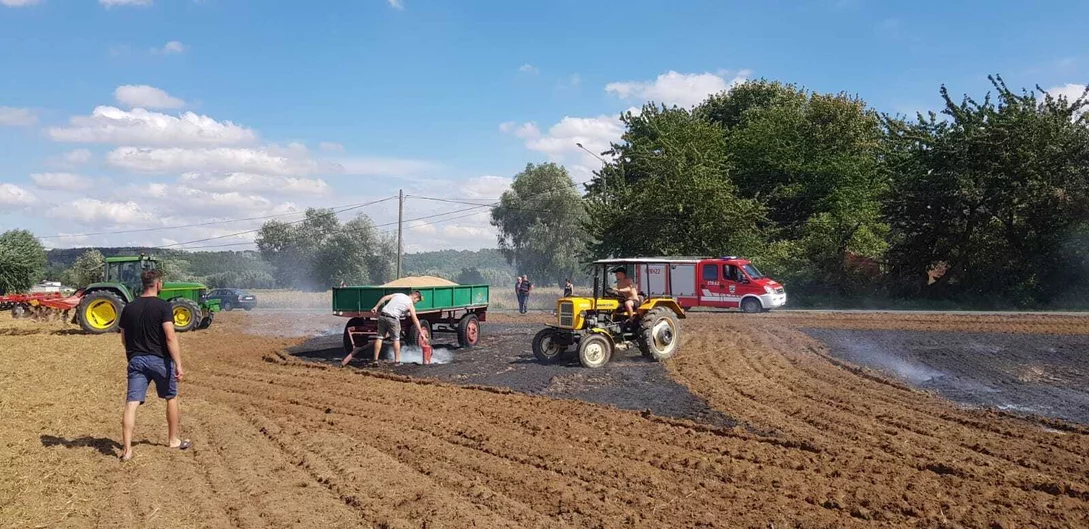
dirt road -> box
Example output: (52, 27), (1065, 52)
(2, 312), (1088, 528)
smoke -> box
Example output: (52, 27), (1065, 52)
(840, 338), (945, 384)
(385, 344), (454, 365)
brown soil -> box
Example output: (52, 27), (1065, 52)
(2, 311), (1088, 528)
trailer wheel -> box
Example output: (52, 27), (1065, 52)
(77, 290), (124, 334)
(532, 328), (566, 363)
(578, 333), (613, 369)
(637, 307), (680, 361)
(741, 297), (763, 314)
(343, 318), (366, 355)
(457, 314), (481, 348)
(406, 319), (432, 347)
(171, 299), (201, 333)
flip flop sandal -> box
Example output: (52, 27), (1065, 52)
(119, 452), (134, 462)
(174, 439), (191, 450)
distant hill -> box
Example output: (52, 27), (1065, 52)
(45, 246), (517, 287)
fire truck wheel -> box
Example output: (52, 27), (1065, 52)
(637, 307), (680, 361)
(532, 328), (566, 363)
(741, 297), (763, 314)
(578, 333), (613, 368)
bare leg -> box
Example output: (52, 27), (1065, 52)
(166, 398), (181, 447)
(393, 340), (401, 363)
(121, 401), (139, 460)
(373, 337), (383, 361)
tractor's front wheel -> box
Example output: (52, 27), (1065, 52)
(77, 291), (124, 334)
(532, 328), (567, 363)
(578, 334), (613, 368)
(637, 307), (680, 361)
(171, 299), (201, 333)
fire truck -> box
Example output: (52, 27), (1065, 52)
(618, 256), (787, 313)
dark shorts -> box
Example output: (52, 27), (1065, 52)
(376, 314), (401, 342)
(126, 354), (177, 403)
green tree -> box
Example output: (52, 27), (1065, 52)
(491, 162), (588, 284)
(0, 230), (46, 294)
(257, 209), (394, 289)
(697, 80), (889, 295)
(455, 267), (486, 285)
(63, 249), (105, 287)
(585, 105), (766, 259)
(883, 75), (1089, 305)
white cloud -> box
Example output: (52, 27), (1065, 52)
(100, 0), (153, 7)
(45, 149), (95, 170)
(107, 146), (321, 175)
(461, 175), (512, 199)
(49, 106), (256, 146)
(1044, 84), (1088, 103)
(1, 0), (41, 7)
(30, 172), (96, 191)
(0, 106), (37, 126)
(519, 63), (540, 75)
(498, 121), (516, 133)
(47, 198), (153, 225)
(115, 85), (186, 109)
(152, 41), (186, 54)
(387, 0), (404, 9)
(605, 69), (752, 108)
(137, 183), (300, 218)
(523, 115), (623, 163)
(0, 183), (36, 209)
(333, 157), (438, 177)
(319, 141), (344, 152)
(178, 172), (330, 196)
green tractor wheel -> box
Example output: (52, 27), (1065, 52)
(171, 299), (201, 333)
(77, 291), (125, 334)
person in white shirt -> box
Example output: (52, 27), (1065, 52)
(341, 290), (427, 366)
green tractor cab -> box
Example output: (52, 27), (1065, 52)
(75, 255), (219, 334)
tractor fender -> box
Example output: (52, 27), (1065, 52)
(641, 298), (686, 319)
(82, 284), (133, 303)
(585, 328), (616, 346)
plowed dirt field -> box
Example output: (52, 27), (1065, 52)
(2, 311), (1088, 528)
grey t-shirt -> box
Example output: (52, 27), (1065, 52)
(380, 293), (414, 319)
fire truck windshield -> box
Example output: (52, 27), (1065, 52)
(743, 264), (764, 279)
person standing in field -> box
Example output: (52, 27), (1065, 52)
(518, 275), (533, 314)
(341, 290), (427, 365)
(119, 269), (190, 461)
(515, 276), (524, 312)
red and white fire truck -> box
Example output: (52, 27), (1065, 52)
(615, 256), (787, 313)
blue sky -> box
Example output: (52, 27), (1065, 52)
(1, 0), (1086, 252)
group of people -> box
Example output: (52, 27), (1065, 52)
(514, 276), (576, 314)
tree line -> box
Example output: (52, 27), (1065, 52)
(491, 75), (1089, 308)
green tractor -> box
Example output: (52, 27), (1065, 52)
(75, 255), (220, 335)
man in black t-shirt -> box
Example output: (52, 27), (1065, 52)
(118, 269), (190, 461)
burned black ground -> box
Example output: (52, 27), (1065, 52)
(803, 328), (1089, 424)
(289, 321), (737, 427)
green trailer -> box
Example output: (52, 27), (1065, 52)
(333, 284), (489, 355)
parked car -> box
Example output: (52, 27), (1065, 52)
(206, 288), (257, 311)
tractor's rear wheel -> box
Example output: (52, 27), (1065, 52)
(171, 299), (201, 333)
(457, 314), (481, 348)
(77, 291), (124, 334)
(637, 307), (680, 361)
(578, 334), (613, 369)
(532, 328), (567, 363)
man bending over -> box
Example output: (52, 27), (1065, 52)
(342, 290), (427, 365)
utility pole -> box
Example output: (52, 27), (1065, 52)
(575, 142), (609, 204)
(396, 189), (404, 279)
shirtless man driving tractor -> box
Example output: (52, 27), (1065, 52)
(612, 267), (641, 320)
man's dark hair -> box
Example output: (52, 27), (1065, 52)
(612, 266), (627, 275)
(141, 269), (164, 290)
(411, 290), (422, 300)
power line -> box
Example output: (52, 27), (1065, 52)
(37, 197), (396, 240)
(158, 196), (398, 249)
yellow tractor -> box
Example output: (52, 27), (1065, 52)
(532, 258), (686, 368)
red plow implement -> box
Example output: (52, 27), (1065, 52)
(1, 291), (84, 321)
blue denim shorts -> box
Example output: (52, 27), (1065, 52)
(126, 355), (177, 403)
